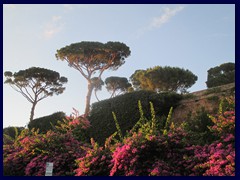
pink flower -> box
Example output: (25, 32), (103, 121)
(216, 143), (223, 149)
(132, 148), (138, 154)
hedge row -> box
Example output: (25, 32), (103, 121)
(87, 90), (182, 144)
(28, 112), (66, 133)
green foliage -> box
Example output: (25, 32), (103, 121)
(163, 107), (173, 135)
(105, 76), (132, 97)
(112, 112), (123, 141)
(4, 67), (68, 98)
(130, 66), (198, 93)
(3, 129), (86, 176)
(181, 107), (215, 145)
(206, 62), (235, 88)
(53, 108), (91, 143)
(3, 126), (24, 145)
(88, 90), (182, 145)
(55, 41), (131, 116)
(91, 77), (104, 101)
(28, 112), (66, 133)
(56, 41), (131, 71)
(4, 67), (68, 121)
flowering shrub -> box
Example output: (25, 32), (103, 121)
(110, 127), (196, 176)
(4, 129), (86, 176)
(187, 96), (235, 176)
(193, 140), (235, 176)
(75, 138), (113, 176)
(4, 97), (235, 176)
(194, 97), (235, 176)
(54, 108), (91, 143)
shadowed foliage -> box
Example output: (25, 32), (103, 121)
(87, 90), (182, 145)
(206, 62), (235, 88)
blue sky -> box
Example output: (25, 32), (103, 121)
(3, 4), (235, 128)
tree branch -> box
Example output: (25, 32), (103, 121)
(10, 85), (33, 103)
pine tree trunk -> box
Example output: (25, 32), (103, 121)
(84, 81), (93, 117)
(95, 89), (100, 102)
(30, 102), (37, 121)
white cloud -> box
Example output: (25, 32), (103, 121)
(149, 6), (185, 29)
(135, 5), (185, 39)
(43, 16), (64, 39)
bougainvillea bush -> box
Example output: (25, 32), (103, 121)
(75, 138), (113, 176)
(4, 97), (235, 176)
(3, 110), (90, 176)
(3, 130), (86, 176)
(75, 98), (235, 176)
(191, 96), (235, 176)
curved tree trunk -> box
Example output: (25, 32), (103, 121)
(30, 101), (37, 121)
(94, 89), (100, 102)
(84, 81), (93, 117)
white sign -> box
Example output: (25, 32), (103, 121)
(45, 162), (54, 176)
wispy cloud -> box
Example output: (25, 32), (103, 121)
(43, 16), (64, 39)
(136, 5), (185, 38)
(149, 6), (185, 29)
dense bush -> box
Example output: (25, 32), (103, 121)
(109, 128), (196, 176)
(75, 96), (235, 176)
(4, 109), (92, 176)
(4, 95), (235, 176)
(28, 112), (66, 133)
(75, 138), (113, 176)
(88, 90), (182, 144)
(182, 107), (216, 145)
(3, 129), (86, 176)
(187, 96), (235, 176)
(3, 126), (24, 145)
(53, 108), (91, 143)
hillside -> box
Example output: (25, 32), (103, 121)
(172, 83), (235, 123)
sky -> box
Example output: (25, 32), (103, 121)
(3, 4), (235, 128)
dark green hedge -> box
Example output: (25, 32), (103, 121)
(88, 90), (182, 145)
(28, 112), (66, 133)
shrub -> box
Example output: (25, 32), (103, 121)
(75, 138), (113, 176)
(53, 108), (91, 143)
(110, 127), (196, 176)
(182, 107), (216, 145)
(3, 126), (24, 145)
(28, 112), (66, 133)
(76, 96), (235, 176)
(88, 90), (182, 145)
(189, 96), (235, 176)
(3, 129), (86, 176)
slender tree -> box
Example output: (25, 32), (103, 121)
(105, 76), (132, 98)
(91, 77), (104, 102)
(130, 66), (197, 93)
(55, 41), (131, 116)
(206, 62), (235, 88)
(4, 67), (68, 121)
